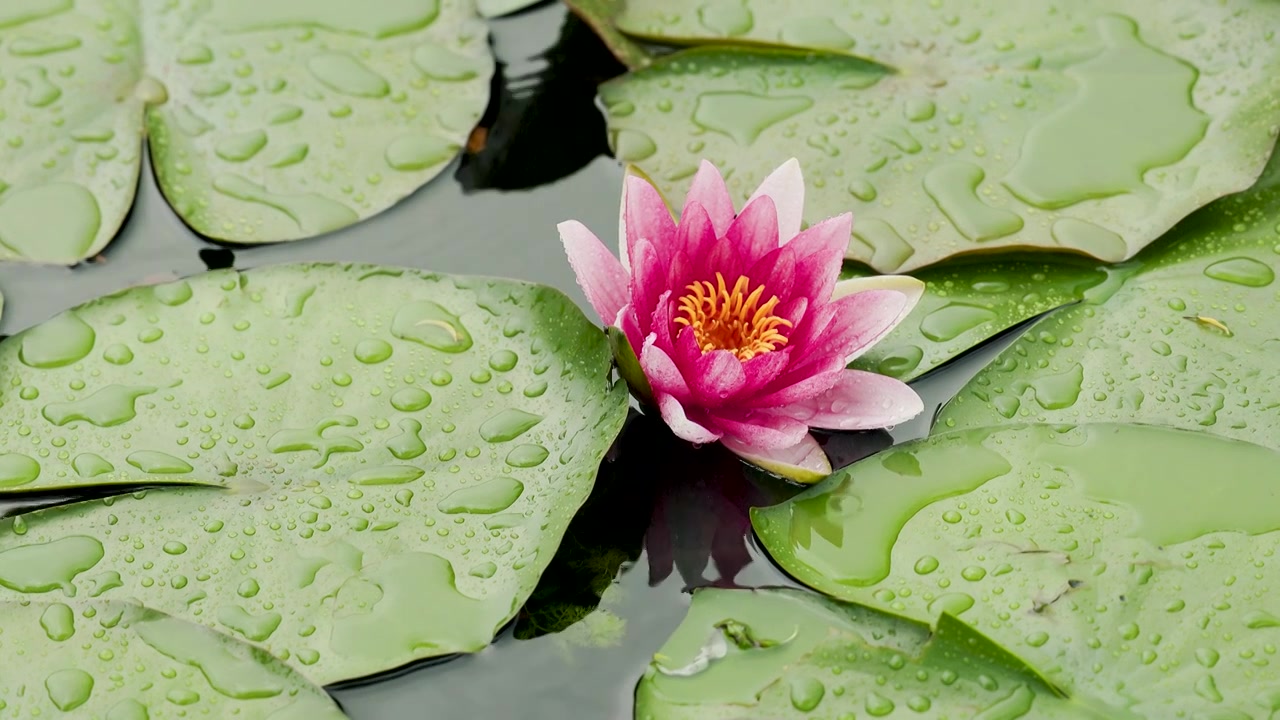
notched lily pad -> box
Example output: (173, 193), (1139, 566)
(0, 263), (629, 684)
(600, 0), (1280, 271)
(753, 423), (1280, 716)
(0, 0), (494, 262)
(637, 587), (1097, 719)
(939, 143), (1280, 447)
(0, 600), (348, 718)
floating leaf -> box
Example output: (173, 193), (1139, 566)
(754, 423), (1280, 716)
(600, 0), (1280, 271)
(0, 1), (493, 262)
(0, 600), (348, 717)
(0, 264), (629, 684)
(636, 587), (1101, 719)
(939, 143), (1280, 446)
(564, 0), (652, 70)
(478, 0), (545, 18)
(846, 256), (1109, 381)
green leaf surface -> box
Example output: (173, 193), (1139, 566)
(0, 600), (348, 718)
(0, 0), (493, 262)
(0, 263), (629, 684)
(563, 0), (651, 70)
(939, 143), (1280, 446)
(599, 0), (1280, 272)
(844, 256), (1109, 381)
(753, 423), (1280, 716)
(478, 0), (544, 18)
(636, 587), (1099, 720)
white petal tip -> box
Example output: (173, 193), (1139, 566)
(724, 436), (832, 485)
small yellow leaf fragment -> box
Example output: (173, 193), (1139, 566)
(1184, 315), (1233, 336)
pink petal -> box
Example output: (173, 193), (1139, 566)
(656, 392), (721, 444)
(752, 356), (846, 407)
(787, 213), (852, 304)
(746, 244), (796, 302)
(726, 195), (780, 267)
(773, 369), (924, 430)
(640, 337), (692, 401)
(619, 304), (645, 357)
(649, 290), (678, 349)
(747, 158), (804, 242)
(558, 220), (630, 324)
(794, 289), (910, 369)
(690, 349), (747, 406)
(624, 175), (678, 268)
(708, 408), (809, 450)
(630, 239), (667, 322)
(666, 202), (718, 293)
(684, 160), (736, 236)
(832, 275), (925, 326)
(739, 348), (792, 396)
(723, 434), (831, 484)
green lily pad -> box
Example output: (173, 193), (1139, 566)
(0, 600), (348, 718)
(0, 1), (493, 262)
(938, 142), (1280, 446)
(0, 263), (629, 684)
(598, 0), (1280, 272)
(845, 256), (1109, 381)
(636, 587), (1103, 719)
(478, 0), (544, 18)
(754, 423), (1280, 716)
(563, 0), (652, 70)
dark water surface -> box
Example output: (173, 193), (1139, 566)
(0, 4), (1005, 717)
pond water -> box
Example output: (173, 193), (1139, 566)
(0, 4), (1009, 717)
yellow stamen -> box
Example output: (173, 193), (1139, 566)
(673, 272), (793, 360)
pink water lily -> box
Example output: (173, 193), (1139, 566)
(559, 158), (924, 482)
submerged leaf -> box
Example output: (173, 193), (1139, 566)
(0, 600), (347, 717)
(754, 423), (1280, 716)
(939, 144), (1280, 447)
(0, 264), (628, 684)
(600, 0), (1280, 271)
(0, 0), (494, 261)
(637, 587), (1099, 719)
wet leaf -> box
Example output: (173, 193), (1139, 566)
(754, 423), (1280, 716)
(845, 256), (1109, 381)
(563, 0), (652, 70)
(0, 600), (348, 717)
(0, 0), (494, 262)
(0, 264), (629, 685)
(599, 0), (1280, 271)
(479, 0), (545, 18)
(938, 143), (1280, 446)
(636, 587), (1101, 719)
(514, 415), (655, 640)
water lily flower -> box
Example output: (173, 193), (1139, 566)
(558, 158), (924, 483)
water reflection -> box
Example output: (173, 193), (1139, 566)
(512, 410), (893, 639)
(457, 12), (625, 192)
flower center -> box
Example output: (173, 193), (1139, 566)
(673, 273), (793, 361)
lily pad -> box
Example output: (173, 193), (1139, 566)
(938, 142), (1280, 446)
(754, 423), (1280, 716)
(0, 600), (348, 718)
(845, 256), (1109, 381)
(563, 0), (652, 70)
(478, 0), (544, 18)
(0, 0), (493, 262)
(636, 587), (1100, 719)
(598, 0), (1280, 271)
(0, 263), (629, 684)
